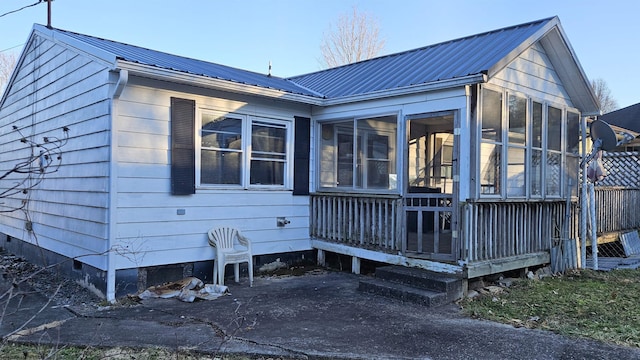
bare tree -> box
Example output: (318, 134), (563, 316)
(319, 7), (385, 68)
(0, 52), (18, 96)
(591, 78), (619, 114)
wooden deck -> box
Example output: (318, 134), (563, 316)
(310, 193), (576, 278)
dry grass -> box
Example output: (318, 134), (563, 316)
(460, 269), (640, 347)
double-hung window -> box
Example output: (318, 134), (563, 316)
(250, 121), (287, 186)
(199, 111), (289, 188)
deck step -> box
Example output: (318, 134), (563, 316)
(359, 278), (449, 307)
(358, 265), (463, 307)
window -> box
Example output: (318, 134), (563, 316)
(200, 113), (242, 185)
(531, 101), (543, 196)
(250, 122), (287, 185)
(480, 89), (502, 195)
(546, 106), (562, 196)
(319, 115), (397, 191)
(199, 111), (289, 188)
(479, 87), (580, 199)
(507, 94), (527, 197)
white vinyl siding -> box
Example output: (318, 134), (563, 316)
(112, 77), (310, 269)
(491, 43), (573, 108)
(480, 41), (582, 200)
(0, 36), (112, 269)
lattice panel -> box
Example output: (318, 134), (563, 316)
(597, 152), (640, 188)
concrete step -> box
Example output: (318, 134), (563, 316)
(375, 265), (463, 299)
(358, 266), (463, 307)
(358, 278), (449, 307)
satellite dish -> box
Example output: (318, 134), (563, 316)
(590, 120), (617, 151)
(580, 119), (616, 167)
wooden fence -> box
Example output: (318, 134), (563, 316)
(593, 152), (640, 235)
(593, 187), (640, 234)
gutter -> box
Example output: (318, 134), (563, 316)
(322, 74), (488, 106)
(116, 61), (326, 106)
(116, 61), (487, 107)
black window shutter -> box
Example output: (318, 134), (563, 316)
(293, 116), (311, 195)
(170, 97), (196, 195)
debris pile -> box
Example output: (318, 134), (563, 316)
(465, 266), (553, 300)
(137, 277), (229, 303)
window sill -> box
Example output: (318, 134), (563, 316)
(196, 186), (291, 192)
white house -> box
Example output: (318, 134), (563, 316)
(0, 16), (599, 301)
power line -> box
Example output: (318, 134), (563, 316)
(0, 44), (24, 53)
(0, 1), (43, 19)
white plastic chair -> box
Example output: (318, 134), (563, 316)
(207, 227), (253, 287)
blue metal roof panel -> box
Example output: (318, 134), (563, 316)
(56, 29), (320, 97)
(51, 17), (554, 101)
(287, 17), (554, 98)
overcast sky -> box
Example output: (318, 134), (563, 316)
(1, 0), (638, 109)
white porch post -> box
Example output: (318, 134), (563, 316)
(580, 116), (588, 268)
(352, 256), (361, 274)
(317, 249), (326, 266)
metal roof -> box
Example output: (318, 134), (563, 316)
(57, 29), (321, 97)
(287, 17), (555, 99)
(599, 103), (640, 133)
(51, 17), (556, 101)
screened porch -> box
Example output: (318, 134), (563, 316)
(310, 85), (581, 277)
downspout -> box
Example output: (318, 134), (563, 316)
(107, 69), (128, 302)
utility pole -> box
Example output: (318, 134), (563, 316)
(46, 0), (52, 29)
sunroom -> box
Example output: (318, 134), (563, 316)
(310, 82), (584, 278)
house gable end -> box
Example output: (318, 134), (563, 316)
(0, 26), (113, 270)
(485, 17), (599, 115)
(490, 42), (571, 106)
(538, 28), (599, 115)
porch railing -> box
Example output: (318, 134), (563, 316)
(463, 200), (577, 262)
(310, 193), (403, 252)
(403, 193), (455, 260)
(311, 194), (579, 265)
(593, 187), (640, 234)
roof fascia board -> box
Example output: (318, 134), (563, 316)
(2, 25), (119, 108)
(322, 73), (487, 106)
(539, 25), (600, 114)
(0, 31), (38, 108)
(32, 24), (117, 68)
(117, 61), (325, 105)
(487, 17), (559, 78)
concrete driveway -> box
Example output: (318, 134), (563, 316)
(3, 269), (640, 359)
